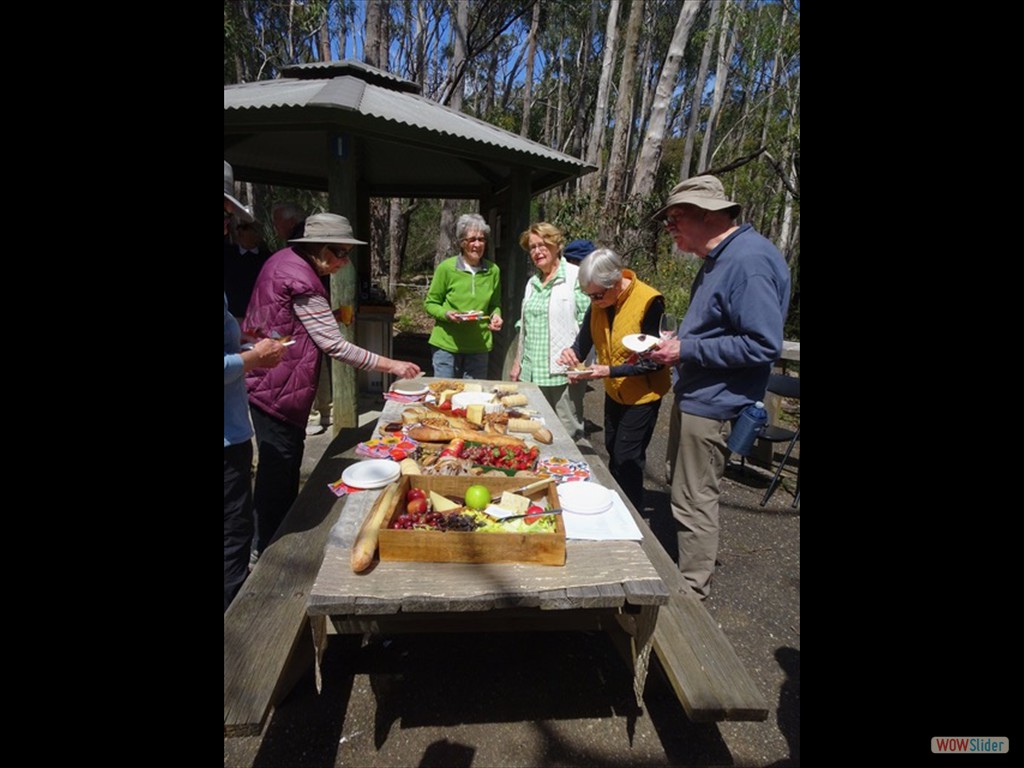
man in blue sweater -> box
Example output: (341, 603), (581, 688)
(648, 175), (791, 599)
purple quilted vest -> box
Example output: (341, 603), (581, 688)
(244, 247), (328, 429)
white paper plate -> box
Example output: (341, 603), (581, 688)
(390, 379), (429, 396)
(557, 481), (613, 515)
(622, 333), (659, 353)
(341, 459), (401, 489)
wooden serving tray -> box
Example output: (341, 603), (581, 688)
(377, 475), (565, 566)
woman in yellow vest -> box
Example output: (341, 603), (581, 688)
(557, 248), (671, 512)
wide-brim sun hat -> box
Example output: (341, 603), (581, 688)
(223, 161), (254, 223)
(652, 174), (741, 220)
(288, 212), (368, 245)
(563, 239), (596, 264)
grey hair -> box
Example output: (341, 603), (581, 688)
(272, 201), (306, 223)
(577, 247), (623, 290)
(455, 213), (490, 241)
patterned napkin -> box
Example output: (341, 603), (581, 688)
(356, 435), (418, 460)
(383, 391), (426, 404)
(328, 480), (369, 498)
(536, 457), (591, 483)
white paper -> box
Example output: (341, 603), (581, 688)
(562, 491), (643, 541)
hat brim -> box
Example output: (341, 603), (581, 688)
(652, 194), (740, 221)
(288, 236), (367, 246)
(224, 193), (254, 223)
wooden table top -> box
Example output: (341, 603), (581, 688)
(308, 378), (668, 617)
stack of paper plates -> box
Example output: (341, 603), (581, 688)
(341, 459), (402, 489)
(390, 379), (429, 397)
(557, 481), (613, 515)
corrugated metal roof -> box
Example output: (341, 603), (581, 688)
(224, 66), (593, 173)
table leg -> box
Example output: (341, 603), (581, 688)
(614, 604), (660, 706)
(310, 614), (328, 694)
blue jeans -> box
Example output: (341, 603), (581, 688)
(431, 346), (489, 379)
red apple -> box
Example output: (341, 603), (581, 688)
(406, 498), (428, 516)
(406, 488), (427, 502)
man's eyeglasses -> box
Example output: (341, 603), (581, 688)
(224, 210), (233, 222)
(662, 216), (685, 230)
(462, 237), (486, 244)
(236, 222), (255, 231)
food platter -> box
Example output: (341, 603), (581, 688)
(557, 481), (613, 515)
(453, 311), (485, 320)
(341, 459), (402, 489)
(622, 333), (659, 353)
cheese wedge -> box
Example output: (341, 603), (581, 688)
(462, 383), (482, 393)
(498, 491), (531, 515)
(429, 490), (461, 512)
(466, 404), (485, 426)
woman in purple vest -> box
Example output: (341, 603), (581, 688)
(244, 213), (421, 559)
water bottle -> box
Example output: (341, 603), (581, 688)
(727, 401), (768, 457)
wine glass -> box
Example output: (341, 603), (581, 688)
(659, 313), (678, 341)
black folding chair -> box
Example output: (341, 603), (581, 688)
(757, 373), (800, 507)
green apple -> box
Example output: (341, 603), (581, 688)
(464, 484), (490, 510)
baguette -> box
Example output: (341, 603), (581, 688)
(408, 425), (527, 447)
(507, 418), (553, 444)
(500, 394), (528, 407)
(351, 482), (400, 573)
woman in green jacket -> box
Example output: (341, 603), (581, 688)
(424, 213), (504, 379)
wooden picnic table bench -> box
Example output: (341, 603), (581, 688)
(225, 386), (767, 736)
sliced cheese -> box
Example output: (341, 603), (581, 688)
(466, 404), (485, 426)
(498, 491), (531, 515)
(429, 490), (461, 512)
(462, 383), (482, 393)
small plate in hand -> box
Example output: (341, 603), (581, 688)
(622, 333), (659, 353)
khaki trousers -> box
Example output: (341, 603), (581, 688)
(666, 403), (731, 599)
(541, 382), (586, 441)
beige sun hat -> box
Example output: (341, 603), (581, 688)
(653, 175), (741, 220)
(288, 212), (368, 245)
(223, 161), (254, 223)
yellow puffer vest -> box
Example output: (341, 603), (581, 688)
(591, 270), (671, 405)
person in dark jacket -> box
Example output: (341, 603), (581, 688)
(648, 175), (791, 600)
(244, 213), (421, 559)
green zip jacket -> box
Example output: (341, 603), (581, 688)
(424, 255), (502, 353)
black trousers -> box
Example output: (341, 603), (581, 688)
(604, 396), (663, 513)
(250, 404), (306, 556)
(224, 439), (255, 612)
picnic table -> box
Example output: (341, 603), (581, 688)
(225, 378), (767, 737)
(307, 378), (669, 705)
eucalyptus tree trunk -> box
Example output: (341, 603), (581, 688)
(520, 1), (540, 136)
(599, 0), (645, 241)
(436, 0), (469, 266)
(699, 0), (738, 173)
(633, 0), (703, 198)
(681, 0), (720, 180)
(584, 0), (621, 194)
(775, 71), (799, 260)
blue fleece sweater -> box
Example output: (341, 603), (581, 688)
(674, 224), (791, 420)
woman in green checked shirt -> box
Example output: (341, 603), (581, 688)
(509, 222), (591, 440)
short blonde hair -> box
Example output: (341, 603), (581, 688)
(519, 222), (565, 254)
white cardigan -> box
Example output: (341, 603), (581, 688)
(517, 260), (582, 375)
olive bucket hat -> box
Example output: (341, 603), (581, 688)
(653, 175), (740, 220)
(223, 161), (254, 223)
(288, 213), (368, 246)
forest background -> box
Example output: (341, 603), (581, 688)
(224, 0), (800, 340)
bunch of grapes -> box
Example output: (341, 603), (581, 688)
(439, 513), (484, 532)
